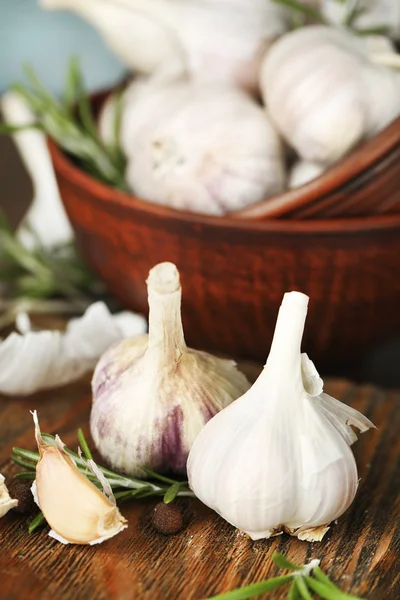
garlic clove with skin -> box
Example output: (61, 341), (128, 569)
(0, 474), (18, 517)
(187, 292), (374, 542)
(32, 411), (127, 545)
(90, 262), (251, 478)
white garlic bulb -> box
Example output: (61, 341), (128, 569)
(188, 291), (374, 542)
(91, 262), (250, 477)
(321, 0), (400, 41)
(100, 79), (285, 215)
(289, 161), (326, 188)
(260, 26), (400, 165)
(41, 0), (290, 93)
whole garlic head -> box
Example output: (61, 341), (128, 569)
(188, 292), (374, 541)
(41, 0), (290, 93)
(91, 262), (250, 477)
(260, 26), (400, 165)
(100, 79), (285, 215)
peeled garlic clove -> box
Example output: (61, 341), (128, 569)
(101, 78), (285, 215)
(0, 302), (146, 396)
(32, 411), (127, 545)
(260, 26), (400, 166)
(288, 160), (326, 188)
(188, 292), (374, 542)
(0, 474), (18, 517)
(91, 262), (250, 477)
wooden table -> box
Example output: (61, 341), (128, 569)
(0, 375), (399, 600)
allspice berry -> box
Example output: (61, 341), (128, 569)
(9, 481), (35, 515)
(152, 502), (184, 535)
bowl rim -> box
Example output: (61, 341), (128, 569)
(48, 126), (400, 235)
(234, 116), (400, 219)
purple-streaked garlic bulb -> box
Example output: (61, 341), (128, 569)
(90, 262), (250, 477)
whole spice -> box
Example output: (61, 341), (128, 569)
(0, 474), (18, 517)
(152, 502), (184, 535)
(31, 411), (127, 545)
(188, 291), (374, 541)
(9, 481), (35, 515)
(91, 262), (250, 477)
(40, 0), (290, 93)
(100, 79), (285, 215)
(260, 25), (400, 165)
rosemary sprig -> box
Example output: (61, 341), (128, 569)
(0, 212), (105, 327)
(0, 58), (127, 191)
(11, 429), (194, 532)
(205, 552), (365, 600)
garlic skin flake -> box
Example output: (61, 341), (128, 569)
(32, 411), (127, 545)
(0, 474), (18, 517)
(101, 79), (285, 215)
(91, 262), (250, 477)
(260, 26), (400, 166)
(0, 302), (147, 396)
(188, 292), (374, 542)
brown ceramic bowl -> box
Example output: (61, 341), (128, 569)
(48, 136), (400, 371)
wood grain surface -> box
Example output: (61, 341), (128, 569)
(0, 372), (399, 600)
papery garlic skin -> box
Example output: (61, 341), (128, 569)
(100, 79), (285, 215)
(41, 0), (289, 93)
(0, 474), (18, 517)
(91, 262), (250, 477)
(188, 292), (374, 542)
(32, 412), (127, 545)
(260, 26), (400, 166)
(0, 302), (146, 396)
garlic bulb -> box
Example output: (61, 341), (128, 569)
(0, 474), (18, 518)
(260, 26), (400, 165)
(91, 262), (250, 477)
(41, 0), (290, 93)
(100, 79), (285, 215)
(32, 411), (127, 545)
(321, 0), (400, 41)
(188, 291), (374, 542)
(289, 161), (326, 188)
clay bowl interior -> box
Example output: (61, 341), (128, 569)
(48, 135), (400, 374)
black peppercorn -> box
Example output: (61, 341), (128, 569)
(9, 481), (35, 515)
(152, 502), (184, 535)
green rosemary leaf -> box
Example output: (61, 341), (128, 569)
(29, 512), (46, 534)
(271, 0), (327, 23)
(12, 447), (40, 463)
(13, 472), (36, 481)
(305, 577), (364, 600)
(313, 566), (337, 589)
(77, 428), (93, 461)
(271, 552), (302, 571)
(163, 482), (182, 504)
(68, 57), (103, 144)
(288, 580), (301, 600)
(0, 122), (42, 135)
(355, 25), (390, 36)
(204, 575), (293, 600)
(295, 577), (313, 600)
(141, 466), (181, 485)
(11, 456), (37, 471)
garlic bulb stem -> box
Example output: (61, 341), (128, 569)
(146, 262), (187, 363)
(264, 292), (308, 382)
